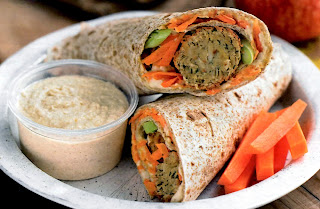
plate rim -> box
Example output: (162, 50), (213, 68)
(0, 11), (320, 209)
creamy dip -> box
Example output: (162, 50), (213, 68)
(17, 75), (130, 180)
(18, 75), (128, 129)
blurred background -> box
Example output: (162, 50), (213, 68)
(1, 0), (320, 208)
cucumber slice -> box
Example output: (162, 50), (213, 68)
(144, 29), (172, 49)
(241, 39), (254, 65)
(142, 121), (158, 134)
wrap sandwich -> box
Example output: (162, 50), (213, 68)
(47, 7), (273, 96)
(129, 45), (292, 202)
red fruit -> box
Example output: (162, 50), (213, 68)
(235, 0), (320, 42)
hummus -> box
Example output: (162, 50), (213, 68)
(18, 75), (128, 129)
(17, 75), (129, 180)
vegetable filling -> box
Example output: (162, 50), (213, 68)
(133, 117), (182, 202)
(141, 11), (263, 93)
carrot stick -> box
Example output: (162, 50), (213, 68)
(175, 15), (198, 32)
(256, 147), (274, 181)
(218, 111), (277, 185)
(215, 14), (236, 25)
(274, 136), (289, 173)
(286, 122), (308, 160)
(154, 33), (184, 66)
(224, 156), (256, 194)
(248, 99), (307, 154)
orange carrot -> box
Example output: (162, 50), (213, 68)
(175, 15), (198, 32)
(143, 179), (157, 196)
(253, 19), (263, 52)
(218, 111), (277, 185)
(129, 110), (143, 124)
(157, 143), (169, 159)
(161, 77), (179, 87)
(256, 147), (274, 181)
(150, 143), (169, 161)
(215, 14), (236, 25)
(237, 19), (249, 29)
(142, 44), (171, 65)
(142, 71), (182, 80)
(286, 122), (308, 160)
(167, 14), (194, 29)
(274, 136), (289, 173)
(224, 156), (256, 194)
(160, 33), (180, 46)
(229, 65), (261, 86)
(248, 99), (307, 154)
(206, 88), (221, 95)
(151, 113), (167, 128)
(150, 149), (162, 161)
(154, 33), (184, 66)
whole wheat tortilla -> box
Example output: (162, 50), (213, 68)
(130, 44), (292, 201)
(47, 7), (272, 96)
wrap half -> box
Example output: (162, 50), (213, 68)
(129, 45), (291, 202)
(47, 7), (273, 96)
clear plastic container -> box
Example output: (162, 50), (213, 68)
(7, 59), (138, 180)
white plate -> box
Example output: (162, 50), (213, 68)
(1, 11), (320, 209)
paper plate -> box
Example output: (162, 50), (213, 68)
(0, 11), (320, 209)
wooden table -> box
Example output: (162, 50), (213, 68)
(1, 0), (319, 208)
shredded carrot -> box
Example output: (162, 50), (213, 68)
(218, 111), (276, 185)
(206, 88), (221, 95)
(175, 15), (198, 32)
(129, 110), (143, 125)
(151, 143), (169, 161)
(161, 77), (179, 87)
(142, 71), (182, 79)
(157, 143), (169, 159)
(150, 149), (162, 161)
(274, 136), (289, 173)
(224, 156), (256, 194)
(178, 173), (183, 181)
(248, 99), (307, 154)
(142, 44), (171, 65)
(253, 19), (263, 52)
(256, 147), (274, 181)
(215, 14), (236, 25)
(151, 113), (167, 128)
(237, 19), (249, 29)
(160, 33), (180, 46)
(137, 140), (147, 149)
(229, 65), (261, 86)
(286, 122), (308, 160)
(207, 10), (217, 18)
(168, 14), (197, 31)
(143, 179), (157, 196)
(167, 14), (194, 28)
(154, 33), (184, 66)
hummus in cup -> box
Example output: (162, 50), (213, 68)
(7, 60), (138, 180)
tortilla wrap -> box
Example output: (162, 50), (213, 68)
(129, 44), (292, 202)
(47, 7), (272, 96)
